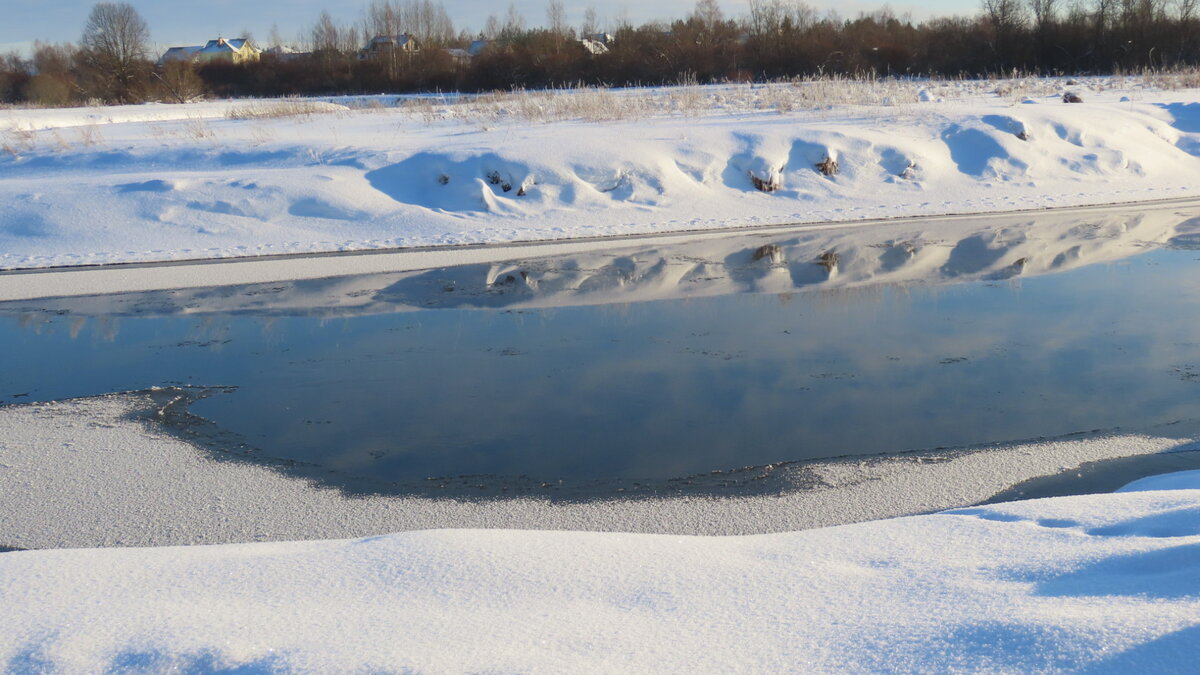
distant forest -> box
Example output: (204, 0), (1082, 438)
(4, 0), (1200, 105)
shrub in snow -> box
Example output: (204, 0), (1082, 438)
(491, 270), (530, 287)
(486, 170), (514, 192)
(752, 244), (784, 264)
(816, 155), (839, 177)
(1063, 92), (1083, 103)
(749, 169), (781, 193)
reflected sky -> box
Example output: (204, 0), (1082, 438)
(3, 226), (1200, 486)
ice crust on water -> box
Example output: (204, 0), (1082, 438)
(1, 393), (1199, 672)
(0, 392), (1192, 549)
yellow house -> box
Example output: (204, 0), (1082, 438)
(193, 37), (261, 65)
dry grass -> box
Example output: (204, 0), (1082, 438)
(1, 125), (37, 156)
(393, 75), (937, 127)
(248, 122), (277, 145)
(397, 67), (1199, 128)
(227, 99), (348, 121)
(49, 129), (71, 151)
(76, 123), (103, 147)
(183, 118), (216, 140)
(1139, 66), (1200, 90)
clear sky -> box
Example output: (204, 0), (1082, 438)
(2, 0), (981, 54)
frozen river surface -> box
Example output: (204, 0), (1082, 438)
(4, 205), (1200, 495)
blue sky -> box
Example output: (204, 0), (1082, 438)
(3, 0), (979, 54)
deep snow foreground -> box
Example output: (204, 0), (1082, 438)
(3, 465), (1200, 672)
(5, 78), (1200, 270)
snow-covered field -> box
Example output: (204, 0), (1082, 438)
(4, 76), (1200, 271)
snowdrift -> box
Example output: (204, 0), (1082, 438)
(5, 80), (1200, 269)
(3, 459), (1199, 672)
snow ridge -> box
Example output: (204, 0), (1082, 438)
(5, 84), (1200, 270)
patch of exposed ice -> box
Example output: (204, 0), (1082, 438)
(0, 391), (1192, 549)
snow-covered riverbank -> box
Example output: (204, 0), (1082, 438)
(2, 392), (1198, 673)
(4, 76), (1200, 271)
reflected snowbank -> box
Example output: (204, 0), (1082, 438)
(8, 204), (1198, 319)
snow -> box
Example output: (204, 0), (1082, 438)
(1, 393), (1198, 672)
(4, 77), (1200, 272)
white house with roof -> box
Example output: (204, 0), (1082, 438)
(158, 46), (202, 65)
(579, 38), (609, 55)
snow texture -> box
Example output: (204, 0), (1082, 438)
(5, 78), (1200, 271)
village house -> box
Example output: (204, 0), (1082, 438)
(158, 38), (261, 66)
(158, 46), (201, 65)
(579, 37), (609, 55)
(358, 35), (420, 61)
(444, 48), (472, 66)
(467, 39), (490, 57)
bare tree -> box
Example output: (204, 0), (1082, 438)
(581, 6), (599, 36)
(547, 0), (568, 36)
(311, 10), (359, 62)
(611, 6), (632, 31)
(982, 0), (1028, 67)
(402, 0), (455, 45)
(1028, 0), (1060, 27)
(155, 60), (204, 104)
(364, 1), (402, 77)
(78, 2), (150, 103)
(501, 3), (526, 39)
(27, 41), (78, 106)
(693, 0), (725, 30)
(483, 14), (501, 39)
(1028, 0), (1059, 66)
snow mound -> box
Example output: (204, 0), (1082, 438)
(1120, 469), (1200, 492)
(5, 84), (1200, 269)
(2, 469), (1199, 672)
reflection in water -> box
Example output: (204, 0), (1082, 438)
(12, 204), (1200, 322)
(2, 207), (1200, 489)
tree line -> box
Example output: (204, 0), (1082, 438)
(4, 0), (1200, 106)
